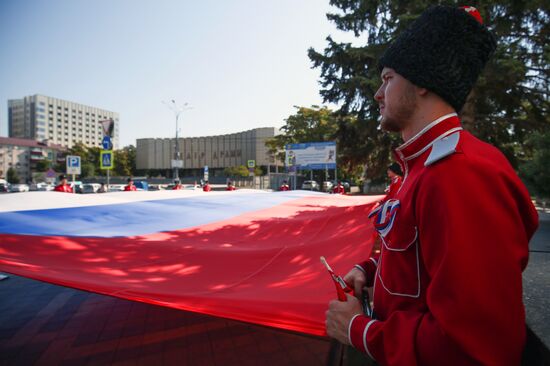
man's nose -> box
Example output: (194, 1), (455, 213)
(374, 85), (384, 101)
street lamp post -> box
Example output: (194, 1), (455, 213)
(163, 100), (191, 180)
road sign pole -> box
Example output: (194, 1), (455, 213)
(107, 169), (110, 190)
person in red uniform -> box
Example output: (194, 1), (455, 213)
(325, 6), (539, 366)
(332, 181), (345, 195)
(384, 163), (403, 199)
(53, 174), (73, 193)
(124, 177), (137, 191)
(202, 181), (212, 192)
(226, 181), (236, 191)
(279, 180), (290, 191)
(172, 179), (182, 190)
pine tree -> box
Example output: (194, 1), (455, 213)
(308, 0), (549, 178)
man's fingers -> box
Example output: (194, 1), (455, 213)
(354, 282), (363, 297)
(343, 272), (353, 283)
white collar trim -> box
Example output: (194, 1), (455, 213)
(397, 112), (458, 151)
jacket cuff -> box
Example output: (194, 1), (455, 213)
(349, 314), (378, 361)
(357, 257), (378, 287)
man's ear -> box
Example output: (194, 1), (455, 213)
(417, 87), (429, 96)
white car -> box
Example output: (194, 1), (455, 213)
(36, 182), (54, 191)
(82, 183), (102, 194)
(9, 184), (29, 192)
(301, 180), (320, 191)
(109, 184), (126, 192)
(322, 181), (334, 192)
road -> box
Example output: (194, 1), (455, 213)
(523, 210), (550, 350)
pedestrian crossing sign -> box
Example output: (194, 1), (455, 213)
(100, 150), (114, 170)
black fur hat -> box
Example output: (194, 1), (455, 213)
(388, 163), (403, 176)
(379, 5), (497, 112)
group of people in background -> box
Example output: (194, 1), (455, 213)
(53, 175), (238, 193)
(54, 173), (401, 196)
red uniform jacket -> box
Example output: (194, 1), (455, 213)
(349, 114), (538, 366)
(226, 186), (236, 191)
(279, 184), (290, 191)
(54, 184), (73, 193)
(172, 185), (182, 190)
(124, 185), (137, 191)
(332, 184), (345, 194)
(385, 175), (402, 198)
(203, 184), (211, 192)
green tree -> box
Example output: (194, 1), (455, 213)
(520, 130), (550, 198)
(7, 167), (20, 184)
(35, 159), (51, 172)
(56, 143), (137, 178)
(266, 105), (371, 180)
(114, 145), (136, 176)
(224, 165), (250, 177)
(308, 0), (549, 179)
(266, 105), (339, 163)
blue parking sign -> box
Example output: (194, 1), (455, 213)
(66, 155), (81, 175)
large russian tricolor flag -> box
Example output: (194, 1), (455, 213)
(0, 189), (378, 336)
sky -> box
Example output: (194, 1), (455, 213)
(0, 0), (360, 148)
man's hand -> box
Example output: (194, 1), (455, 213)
(325, 294), (363, 345)
(344, 267), (367, 298)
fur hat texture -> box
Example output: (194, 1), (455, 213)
(379, 5), (497, 112)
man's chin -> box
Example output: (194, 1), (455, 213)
(380, 118), (402, 133)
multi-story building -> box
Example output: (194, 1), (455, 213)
(8, 94), (119, 149)
(0, 137), (66, 183)
(136, 127), (278, 176)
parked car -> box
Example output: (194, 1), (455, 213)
(0, 183), (9, 193)
(322, 181), (334, 192)
(134, 181), (149, 191)
(36, 182), (54, 191)
(9, 184), (29, 192)
(340, 180), (352, 193)
(70, 181), (83, 193)
(82, 183), (101, 194)
(109, 184), (125, 191)
(301, 180), (320, 191)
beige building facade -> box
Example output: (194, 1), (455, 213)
(0, 137), (65, 183)
(136, 127), (277, 172)
(8, 94), (119, 149)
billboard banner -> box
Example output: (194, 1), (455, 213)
(285, 142), (336, 170)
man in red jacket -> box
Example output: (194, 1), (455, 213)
(226, 180), (236, 191)
(325, 6), (539, 366)
(54, 175), (73, 193)
(332, 181), (345, 195)
(383, 163), (402, 200)
(202, 181), (212, 192)
(279, 180), (290, 191)
(124, 177), (137, 191)
(172, 179), (183, 190)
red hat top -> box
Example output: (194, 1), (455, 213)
(460, 6), (483, 24)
